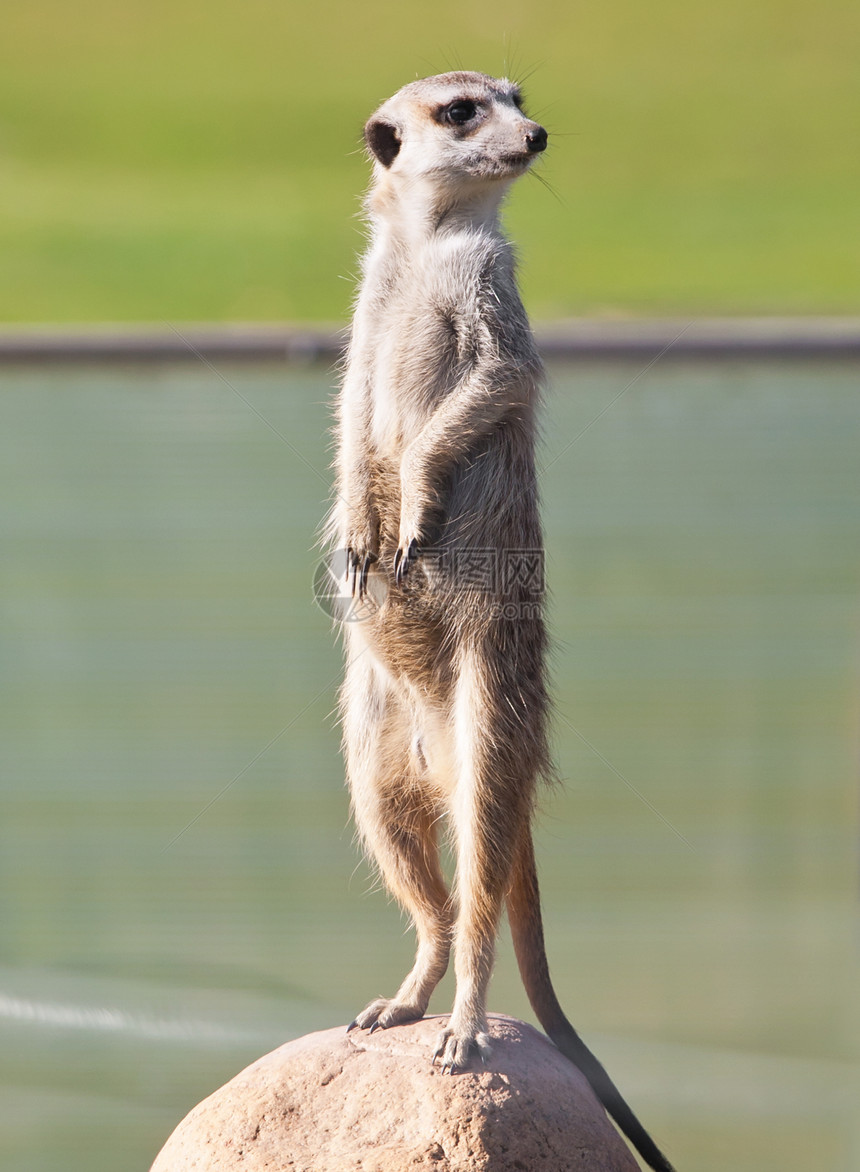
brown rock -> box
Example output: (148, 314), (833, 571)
(150, 1013), (639, 1172)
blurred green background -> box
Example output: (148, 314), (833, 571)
(1, 0), (858, 323)
(2, 5), (859, 1171)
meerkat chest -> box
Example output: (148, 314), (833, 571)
(359, 240), (485, 453)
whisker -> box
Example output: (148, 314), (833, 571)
(514, 60), (547, 87)
(528, 168), (566, 207)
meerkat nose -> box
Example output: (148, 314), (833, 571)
(526, 126), (548, 153)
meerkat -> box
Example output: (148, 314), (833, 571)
(325, 72), (675, 1172)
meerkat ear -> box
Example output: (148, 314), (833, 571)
(364, 119), (401, 167)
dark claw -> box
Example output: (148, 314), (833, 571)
(346, 1020), (359, 1033)
(346, 548), (378, 599)
(358, 553), (376, 598)
(346, 548), (360, 593)
(369, 1020), (382, 1033)
(394, 539), (419, 586)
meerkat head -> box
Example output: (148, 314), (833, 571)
(363, 72), (547, 222)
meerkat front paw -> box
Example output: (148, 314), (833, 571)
(393, 536), (420, 584)
(344, 520), (380, 599)
(432, 1023), (492, 1073)
(346, 546), (378, 599)
(394, 464), (428, 584)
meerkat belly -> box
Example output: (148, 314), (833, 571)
(368, 299), (463, 454)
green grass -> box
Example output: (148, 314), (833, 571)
(1, 0), (858, 321)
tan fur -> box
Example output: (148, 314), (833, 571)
(326, 72), (674, 1172)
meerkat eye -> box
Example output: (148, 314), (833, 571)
(512, 91), (525, 111)
(445, 100), (478, 126)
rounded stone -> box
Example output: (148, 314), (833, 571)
(150, 1014), (639, 1171)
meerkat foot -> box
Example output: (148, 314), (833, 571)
(393, 538), (419, 585)
(347, 996), (427, 1033)
(432, 1024), (492, 1073)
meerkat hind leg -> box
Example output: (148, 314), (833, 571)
(348, 791), (451, 1032)
(345, 658), (452, 1032)
(434, 644), (532, 1072)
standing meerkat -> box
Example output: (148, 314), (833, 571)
(326, 72), (675, 1172)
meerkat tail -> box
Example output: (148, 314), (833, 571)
(507, 832), (676, 1172)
